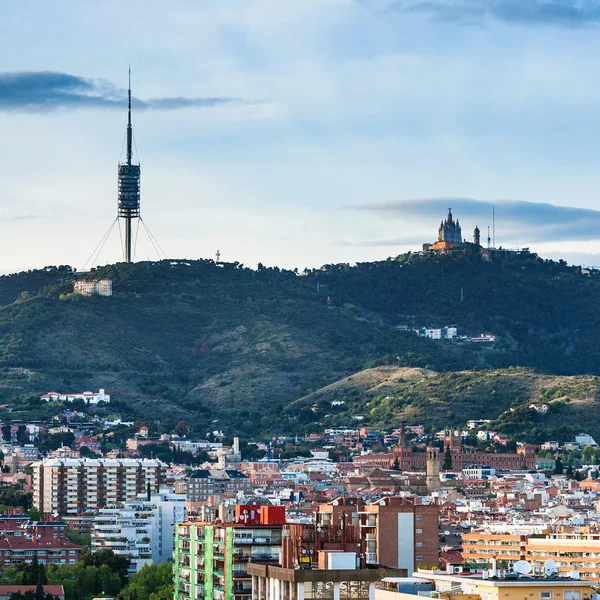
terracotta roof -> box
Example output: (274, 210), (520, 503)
(0, 586), (64, 596)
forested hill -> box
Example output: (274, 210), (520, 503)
(0, 249), (598, 436)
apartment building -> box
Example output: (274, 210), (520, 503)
(32, 458), (166, 515)
(0, 538), (81, 567)
(186, 469), (253, 503)
(463, 529), (600, 581)
(462, 532), (528, 564)
(397, 570), (595, 600)
(91, 488), (186, 572)
(173, 505), (285, 600)
(360, 497), (439, 571)
(526, 533), (600, 580)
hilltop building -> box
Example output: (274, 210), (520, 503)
(41, 389), (110, 404)
(73, 279), (112, 297)
(422, 208), (481, 253)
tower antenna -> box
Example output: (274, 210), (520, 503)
(492, 205), (496, 249)
(487, 226), (491, 249)
(118, 67), (141, 263)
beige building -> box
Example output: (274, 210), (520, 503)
(376, 571), (595, 600)
(32, 458), (166, 516)
(463, 530), (600, 581)
(73, 279), (112, 296)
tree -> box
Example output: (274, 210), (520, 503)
(121, 562), (174, 600)
(443, 446), (453, 470)
(1, 425), (11, 443)
(554, 455), (563, 475)
(16, 425), (28, 445)
(175, 421), (189, 438)
(78, 446), (96, 459)
(582, 445), (595, 464)
(392, 457), (400, 471)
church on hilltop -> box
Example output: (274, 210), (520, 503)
(422, 208), (481, 253)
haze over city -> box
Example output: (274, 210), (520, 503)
(3, 0), (600, 271)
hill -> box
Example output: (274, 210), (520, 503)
(292, 366), (600, 442)
(0, 249), (599, 437)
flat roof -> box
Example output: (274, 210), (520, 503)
(413, 573), (593, 588)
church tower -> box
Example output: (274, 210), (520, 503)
(438, 208), (462, 243)
(426, 446), (440, 493)
(473, 225), (481, 246)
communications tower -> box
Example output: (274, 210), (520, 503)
(117, 69), (140, 263)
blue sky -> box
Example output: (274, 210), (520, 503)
(2, 0), (600, 271)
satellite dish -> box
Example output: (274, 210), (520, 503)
(444, 530), (451, 536)
(301, 548), (307, 555)
(544, 559), (556, 576)
(207, 503), (212, 508)
(514, 561), (532, 575)
(379, 500), (386, 506)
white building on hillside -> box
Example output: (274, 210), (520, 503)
(41, 389), (110, 404)
(91, 488), (186, 572)
(74, 279), (113, 297)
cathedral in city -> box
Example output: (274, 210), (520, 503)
(422, 208), (480, 253)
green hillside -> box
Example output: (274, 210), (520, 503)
(292, 366), (600, 442)
(0, 250), (599, 437)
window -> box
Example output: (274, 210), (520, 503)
(416, 529), (423, 534)
(416, 556), (423, 561)
(416, 515), (423, 521)
(564, 593), (580, 600)
(540, 592), (553, 600)
(416, 542), (423, 548)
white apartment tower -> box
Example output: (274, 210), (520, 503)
(92, 488), (187, 572)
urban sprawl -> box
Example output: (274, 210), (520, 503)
(0, 387), (599, 600)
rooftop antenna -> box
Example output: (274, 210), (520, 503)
(118, 67), (141, 263)
(215, 250), (221, 263)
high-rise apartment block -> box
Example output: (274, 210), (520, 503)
(32, 458), (166, 516)
(92, 488), (186, 572)
(174, 505), (286, 600)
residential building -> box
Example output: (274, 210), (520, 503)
(0, 538), (81, 567)
(173, 505), (286, 600)
(41, 389), (110, 404)
(91, 488), (186, 572)
(186, 469), (253, 504)
(380, 570), (595, 600)
(359, 497), (438, 571)
(32, 458), (166, 515)
(249, 561), (405, 600)
(73, 279), (113, 297)
(0, 587), (64, 600)
(462, 532), (528, 564)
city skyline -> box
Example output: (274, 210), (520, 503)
(3, 1), (600, 272)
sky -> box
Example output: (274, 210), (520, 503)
(3, 0), (600, 272)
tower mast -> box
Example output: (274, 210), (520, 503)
(118, 67), (140, 263)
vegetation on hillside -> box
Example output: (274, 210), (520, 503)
(0, 251), (598, 436)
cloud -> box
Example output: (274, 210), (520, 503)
(336, 235), (426, 247)
(351, 197), (600, 244)
(382, 0), (600, 28)
(0, 214), (42, 221)
(0, 72), (247, 112)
